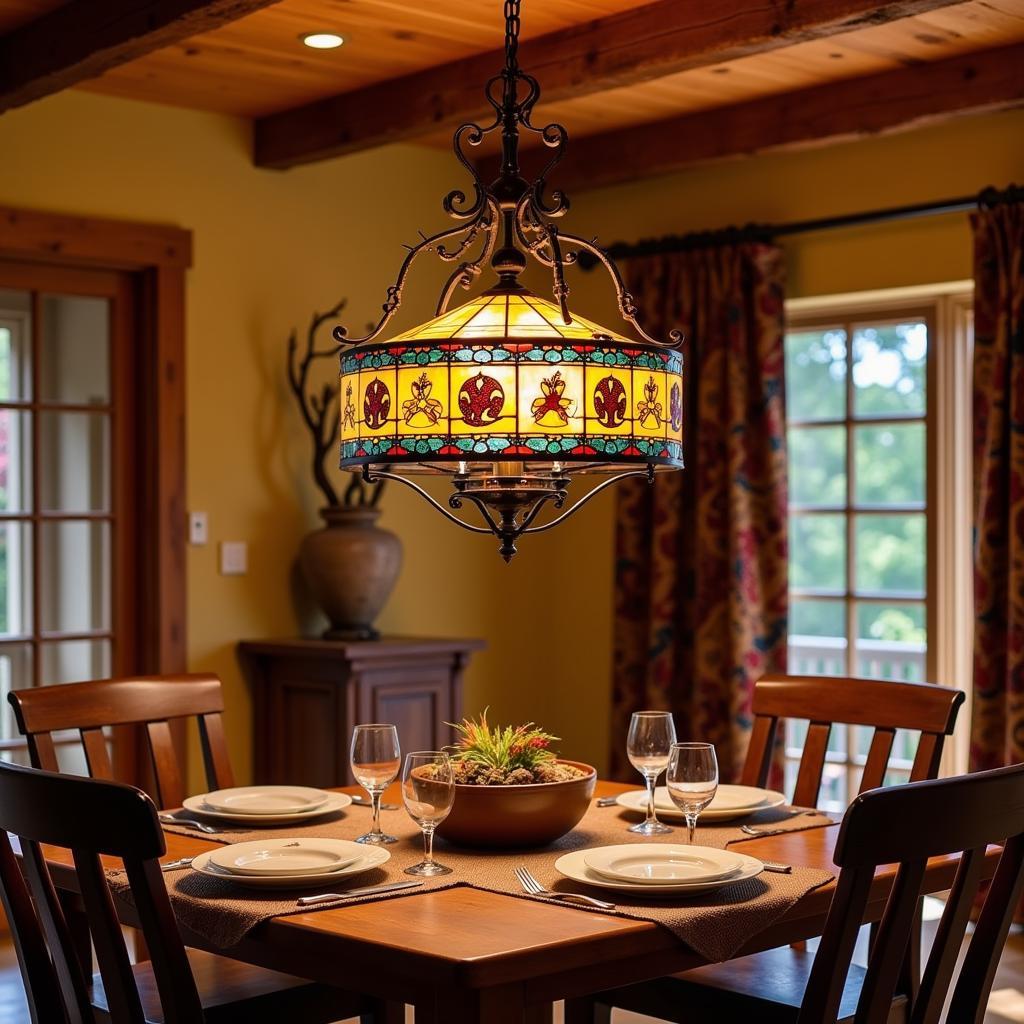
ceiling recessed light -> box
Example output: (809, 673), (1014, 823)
(302, 32), (344, 49)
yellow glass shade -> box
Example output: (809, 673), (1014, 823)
(339, 288), (683, 473)
(388, 290), (633, 344)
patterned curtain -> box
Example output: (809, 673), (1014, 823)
(610, 244), (789, 782)
(970, 201), (1024, 773)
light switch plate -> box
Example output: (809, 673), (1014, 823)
(220, 541), (247, 575)
(188, 511), (208, 546)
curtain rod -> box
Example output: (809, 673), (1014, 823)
(577, 183), (1023, 267)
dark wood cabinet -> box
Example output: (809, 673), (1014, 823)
(237, 636), (483, 787)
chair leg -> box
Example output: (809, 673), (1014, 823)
(563, 996), (612, 1024)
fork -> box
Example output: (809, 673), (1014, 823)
(514, 866), (615, 910)
(158, 814), (225, 835)
(595, 796), (620, 807)
(160, 857), (194, 872)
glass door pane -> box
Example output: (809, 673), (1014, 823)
(39, 294), (110, 405)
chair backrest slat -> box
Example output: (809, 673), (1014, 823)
(797, 865), (876, 1023)
(124, 858), (207, 1024)
(74, 848), (146, 1023)
(19, 839), (93, 1024)
(797, 764), (1024, 1024)
(80, 727), (114, 780)
(912, 845), (986, 1024)
(9, 674), (233, 809)
(858, 728), (895, 796)
(0, 761), (205, 1023)
(744, 675), (964, 807)
(0, 831), (74, 1024)
(198, 712), (235, 791)
(909, 732), (943, 782)
(792, 721), (832, 808)
(739, 715), (777, 789)
(146, 719), (185, 808)
(856, 858), (928, 1022)
(947, 831), (1024, 1021)
(28, 730), (60, 772)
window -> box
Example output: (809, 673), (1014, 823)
(0, 271), (136, 770)
(783, 289), (971, 810)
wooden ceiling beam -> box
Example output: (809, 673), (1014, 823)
(506, 41), (1024, 194)
(0, 0), (282, 113)
(254, 0), (965, 170)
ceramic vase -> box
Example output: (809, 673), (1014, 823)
(299, 506), (402, 640)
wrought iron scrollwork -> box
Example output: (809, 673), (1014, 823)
(361, 463), (654, 562)
(335, 0), (682, 351)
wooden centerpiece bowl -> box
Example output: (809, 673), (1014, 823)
(436, 759), (596, 848)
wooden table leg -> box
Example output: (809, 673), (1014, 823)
(361, 997), (407, 1024)
(525, 1002), (554, 1024)
(417, 984), (528, 1023)
(564, 996), (610, 1024)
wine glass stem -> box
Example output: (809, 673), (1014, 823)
(423, 826), (435, 866)
(370, 791), (382, 836)
(685, 813), (696, 844)
(645, 775), (659, 826)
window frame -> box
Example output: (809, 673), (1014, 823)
(785, 283), (974, 802)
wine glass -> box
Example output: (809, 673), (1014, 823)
(401, 751), (455, 876)
(666, 742), (719, 844)
(350, 724), (401, 845)
(626, 711), (677, 835)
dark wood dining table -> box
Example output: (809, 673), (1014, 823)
(38, 778), (982, 1023)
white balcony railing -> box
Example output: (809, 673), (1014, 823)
(788, 635), (927, 682)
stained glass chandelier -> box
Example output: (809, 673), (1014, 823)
(336, 0), (683, 561)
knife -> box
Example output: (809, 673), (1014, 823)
(297, 880), (423, 905)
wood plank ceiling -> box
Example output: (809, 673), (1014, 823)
(3, 0), (657, 117)
(0, 0), (1022, 186)
(480, 0), (1024, 142)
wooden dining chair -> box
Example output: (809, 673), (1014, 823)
(567, 675), (966, 1024)
(8, 673), (235, 809)
(740, 674), (965, 807)
(0, 759), (375, 1024)
(585, 761), (1024, 1024)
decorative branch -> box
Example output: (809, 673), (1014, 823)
(287, 298), (385, 509)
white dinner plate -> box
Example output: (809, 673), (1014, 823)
(583, 844), (743, 885)
(615, 785), (786, 822)
(201, 786), (330, 816)
(181, 792), (352, 825)
(555, 848), (763, 898)
(189, 844), (390, 889)
(209, 838), (365, 877)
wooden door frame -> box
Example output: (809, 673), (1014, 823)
(0, 207), (190, 943)
(0, 205), (190, 679)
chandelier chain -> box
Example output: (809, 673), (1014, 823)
(504, 0), (522, 76)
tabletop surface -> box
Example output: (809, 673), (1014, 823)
(38, 779), (977, 998)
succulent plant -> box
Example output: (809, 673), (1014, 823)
(448, 710), (559, 773)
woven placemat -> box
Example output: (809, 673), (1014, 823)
(109, 797), (836, 961)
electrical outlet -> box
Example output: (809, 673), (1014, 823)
(188, 511), (208, 546)
(220, 541), (248, 575)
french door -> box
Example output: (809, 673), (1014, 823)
(0, 260), (139, 773)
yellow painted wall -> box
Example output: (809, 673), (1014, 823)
(0, 89), (1021, 787)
